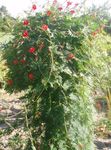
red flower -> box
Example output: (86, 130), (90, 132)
(23, 20), (29, 25)
(20, 59), (26, 64)
(32, 4), (37, 10)
(67, 53), (75, 61)
(67, 1), (72, 7)
(29, 47), (36, 53)
(7, 79), (13, 86)
(70, 10), (75, 14)
(28, 73), (34, 80)
(13, 59), (18, 65)
(47, 10), (52, 16)
(23, 30), (29, 38)
(41, 24), (48, 31)
(58, 7), (63, 11)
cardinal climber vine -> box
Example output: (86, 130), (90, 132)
(2, 0), (107, 150)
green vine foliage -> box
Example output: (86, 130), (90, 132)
(2, 2), (107, 150)
(88, 33), (111, 93)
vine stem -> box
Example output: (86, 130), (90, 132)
(34, 46), (54, 107)
(24, 104), (36, 150)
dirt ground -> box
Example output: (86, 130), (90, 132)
(0, 90), (26, 150)
(0, 89), (111, 150)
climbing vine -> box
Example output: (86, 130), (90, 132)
(2, 1), (108, 150)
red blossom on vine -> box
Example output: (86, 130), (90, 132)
(7, 79), (13, 86)
(28, 47), (36, 53)
(58, 7), (63, 11)
(20, 59), (26, 64)
(32, 4), (37, 10)
(13, 59), (19, 65)
(67, 1), (72, 7)
(70, 10), (75, 14)
(67, 53), (75, 61)
(47, 10), (52, 16)
(41, 24), (48, 31)
(28, 73), (34, 80)
(23, 20), (29, 25)
(23, 30), (29, 38)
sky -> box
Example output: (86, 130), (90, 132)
(0, 0), (110, 18)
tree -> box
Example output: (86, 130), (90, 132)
(0, 6), (15, 32)
(0, 6), (8, 17)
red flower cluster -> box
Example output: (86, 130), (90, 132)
(23, 30), (29, 38)
(32, 4), (37, 10)
(9, 3), (80, 88)
(13, 58), (26, 65)
(41, 24), (48, 31)
(29, 47), (36, 53)
(23, 20), (29, 26)
(28, 73), (34, 80)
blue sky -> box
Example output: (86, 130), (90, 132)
(0, 0), (110, 17)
